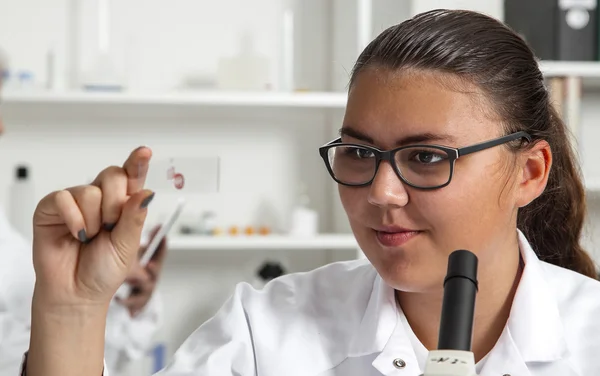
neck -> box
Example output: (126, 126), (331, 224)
(396, 234), (523, 362)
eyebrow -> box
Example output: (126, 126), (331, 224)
(339, 127), (457, 147)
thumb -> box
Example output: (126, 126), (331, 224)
(111, 190), (155, 266)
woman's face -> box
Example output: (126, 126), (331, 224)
(340, 69), (523, 293)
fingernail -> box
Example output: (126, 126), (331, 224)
(78, 229), (91, 244)
(103, 223), (116, 232)
(140, 191), (155, 209)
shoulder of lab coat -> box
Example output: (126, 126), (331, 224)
(156, 258), (382, 376)
(534, 257), (600, 374)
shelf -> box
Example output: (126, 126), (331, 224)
(4, 61), (600, 110)
(167, 234), (359, 251)
(586, 178), (600, 192)
(1, 90), (348, 109)
(539, 61), (600, 78)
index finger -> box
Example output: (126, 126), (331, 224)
(123, 146), (153, 195)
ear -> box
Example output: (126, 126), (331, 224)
(515, 140), (552, 208)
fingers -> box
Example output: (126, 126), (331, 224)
(37, 190), (88, 241)
(123, 146), (152, 195)
(110, 189), (155, 265)
(65, 186), (103, 241)
(35, 187), (103, 242)
(145, 260), (163, 281)
(84, 146), (152, 231)
(91, 166), (128, 230)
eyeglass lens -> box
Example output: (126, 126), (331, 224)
(327, 145), (452, 187)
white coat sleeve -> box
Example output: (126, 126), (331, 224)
(103, 291), (163, 373)
(154, 283), (258, 376)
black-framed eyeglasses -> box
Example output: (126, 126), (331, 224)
(318, 131), (532, 190)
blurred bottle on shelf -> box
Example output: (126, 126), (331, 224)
(217, 31), (271, 91)
(8, 165), (35, 241)
(289, 182), (318, 236)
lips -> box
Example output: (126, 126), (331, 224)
(374, 226), (421, 247)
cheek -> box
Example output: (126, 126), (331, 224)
(418, 169), (515, 244)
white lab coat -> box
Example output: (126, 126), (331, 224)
(23, 230), (600, 376)
(0, 208), (162, 376)
(144, 229), (599, 376)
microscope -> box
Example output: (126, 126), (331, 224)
(422, 250), (479, 376)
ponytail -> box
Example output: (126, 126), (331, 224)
(517, 106), (597, 279)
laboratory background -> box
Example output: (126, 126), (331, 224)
(2, 0), (600, 375)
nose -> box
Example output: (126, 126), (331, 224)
(367, 161), (409, 208)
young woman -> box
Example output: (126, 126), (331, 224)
(23, 9), (600, 376)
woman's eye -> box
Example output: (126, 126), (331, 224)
(356, 148), (374, 158)
(344, 147), (374, 159)
(414, 151), (443, 164)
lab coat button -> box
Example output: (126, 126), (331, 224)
(392, 358), (406, 368)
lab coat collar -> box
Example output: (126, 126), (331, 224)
(507, 230), (568, 362)
(347, 229), (572, 374)
(347, 274), (398, 357)
(480, 230), (575, 375)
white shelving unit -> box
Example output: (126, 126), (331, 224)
(1, 90), (348, 109)
(539, 61), (600, 78)
(168, 234), (359, 251)
(2, 61), (600, 108)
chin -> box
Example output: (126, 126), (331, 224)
(377, 261), (437, 293)
(359, 236), (444, 293)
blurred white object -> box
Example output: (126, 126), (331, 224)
(279, 0), (296, 91)
(289, 182), (318, 236)
(0, 46), (8, 89)
(8, 165), (34, 241)
(81, 0), (124, 91)
(144, 156), (220, 194)
(423, 350), (476, 376)
(217, 32), (270, 91)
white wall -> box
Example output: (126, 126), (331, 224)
(2, 1), (600, 375)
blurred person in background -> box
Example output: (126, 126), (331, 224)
(0, 88), (167, 375)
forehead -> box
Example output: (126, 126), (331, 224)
(343, 68), (499, 148)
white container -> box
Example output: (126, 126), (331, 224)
(288, 183), (318, 236)
(279, 0), (296, 92)
(289, 207), (318, 236)
(216, 32), (271, 91)
(8, 165), (35, 241)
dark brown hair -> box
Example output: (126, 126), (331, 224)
(350, 9), (597, 278)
